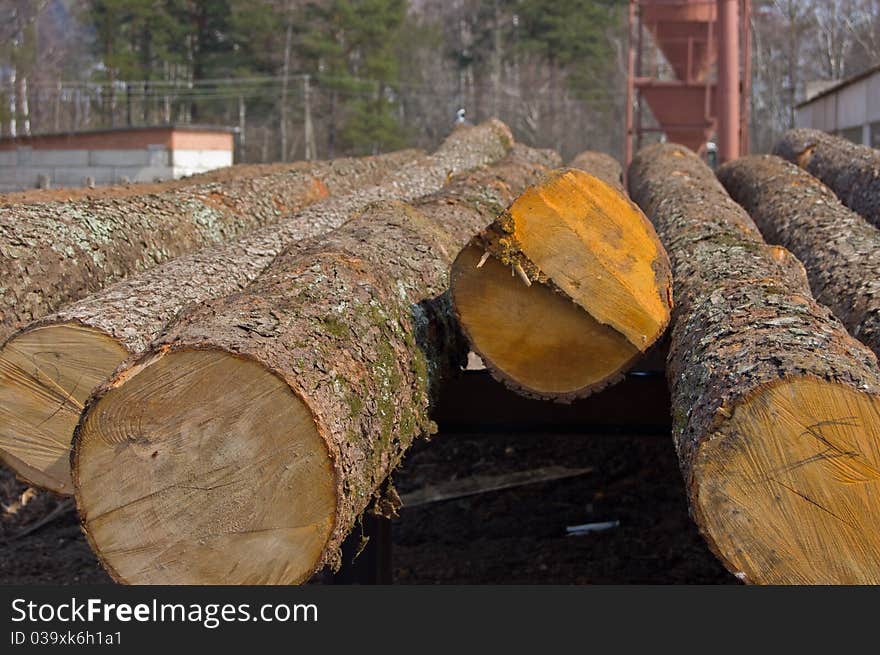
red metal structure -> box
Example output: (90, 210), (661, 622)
(624, 0), (751, 169)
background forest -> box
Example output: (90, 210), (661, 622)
(1, 1), (879, 163)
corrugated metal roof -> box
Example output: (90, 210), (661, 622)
(796, 63), (880, 109)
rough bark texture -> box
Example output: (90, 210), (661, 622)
(568, 150), (624, 190)
(718, 154), (880, 358)
(19, 121), (513, 355)
(0, 157), (417, 206)
(628, 143), (875, 470)
(774, 128), (880, 229)
(628, 143), (880, 582)
(0, 149), (422, 342)
(73, 144), (560, 584)
(0, 121), (513, 501)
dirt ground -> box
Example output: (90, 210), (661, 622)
(391, 430), (732, 584)
(0, 469), (111, 584)
(0, 425), (732, 585)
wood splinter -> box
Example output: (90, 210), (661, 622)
(513, 263), (532, 287)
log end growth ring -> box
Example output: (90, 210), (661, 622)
(452, 243), (640, 399)
(0, 323), (128, 494)
(73, 348), (336, 585)
(451, 167), (671, 400)
(694, 377), (880, 584)
(509, 168), (672, 347)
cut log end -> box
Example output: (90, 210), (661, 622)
(505, 169), (671, 347)
(73, 348), (336, 585)
(451, 167), (671, 400)
(0, 323), (128, 494)
(452, 243), (640, 399)
(694, 377), (880, 585)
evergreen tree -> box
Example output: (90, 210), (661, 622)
(297, 0), (409, 155)
(515, 0), (622, 96)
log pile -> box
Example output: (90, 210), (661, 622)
(5, 120), (880, 587)
(629, 142), (880, 584)
(0, 149), (421, 342)
(71, 144), (559, 585)
(774, 128), (880, 228)
(0, 120), (513, 494)
(718, 154), (880, 358)
(449, 152), (672, 400)
(0, 156), (419, 207)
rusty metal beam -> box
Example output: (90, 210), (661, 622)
(624, 1), (750, 161)
(717, 0), (740, 162)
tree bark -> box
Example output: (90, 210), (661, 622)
(450, 152), (672, 401)
(774, 128), (880, 229)
(71, 143), (559, 585)
(568, 150), (624, 190)
(718, 154), (880, 359)
(0, 121), (513, 495)
(629, 142), (880, 584)
(0, 150), (423, 343)
(0, 152), (418, 208)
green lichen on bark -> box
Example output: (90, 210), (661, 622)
(774, 128), (880, 229)
(20, 121), (514, 358)
(129, 145), (557, 580)
(718, 154), (880, 359)
(628, 142), (880, 535)
(0, 149), (423, 343)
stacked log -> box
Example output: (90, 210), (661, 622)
(718, 154), (880, 358)
(449, 152), (672, 400)
(0, 120), (513, 494)
(568, 150), (625, 189)
(774, 128), (880, 228)
(71, 143), (559, 585)
(629, 142), (880, 584)
(0, 149), (422, 342)
(0, 158), (354, 206)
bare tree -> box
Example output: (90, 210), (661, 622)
(812, 1), (855, 80)
(844, 0), (880, 72)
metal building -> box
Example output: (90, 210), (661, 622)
(795, 64), (880, 148)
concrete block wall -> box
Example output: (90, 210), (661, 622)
(30, 149), (91, 167)
(89, 147), (170, 167)
(0, 144), (231, 192)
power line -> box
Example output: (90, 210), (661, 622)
(25, 73), (626, 99)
